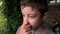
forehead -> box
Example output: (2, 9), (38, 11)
(21, 6), (40, 14)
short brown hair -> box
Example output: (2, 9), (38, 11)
(20, 0), (48, 15)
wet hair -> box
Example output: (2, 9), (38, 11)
(20, 0), (48, 15)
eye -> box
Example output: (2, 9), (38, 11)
(29, 15), (36, 18)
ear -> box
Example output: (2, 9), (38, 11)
(43, 12), (48, 20)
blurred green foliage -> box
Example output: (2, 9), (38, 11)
(4, 0), (22, 34)
(0, 0), (7, 34)
(0, 0), (22, 34)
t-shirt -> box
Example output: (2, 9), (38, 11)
(16, 27), (56, 34)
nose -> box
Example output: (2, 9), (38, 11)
(23, 16), (29, 25)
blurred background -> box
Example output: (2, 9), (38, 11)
(0, 0), (60, 34)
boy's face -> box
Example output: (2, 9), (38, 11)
(21, 6), (43, 29)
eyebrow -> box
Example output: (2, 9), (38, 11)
(28, 14), (36, 15)
(22, 12), (36, 14)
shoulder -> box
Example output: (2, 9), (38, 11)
(43, 29), (56, 34)
(16, 26), (20, 34)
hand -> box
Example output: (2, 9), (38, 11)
(19, 23), (32, 34)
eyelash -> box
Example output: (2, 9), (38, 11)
(22, 15), (36, 18)
(29, 16), (35, 18)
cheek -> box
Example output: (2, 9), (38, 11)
(29, 18), (42, 27)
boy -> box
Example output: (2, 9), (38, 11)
(16, 0), (56, 34)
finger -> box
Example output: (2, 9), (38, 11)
(26, 30), (32, 34)
(25, 25), (31, 28)
(23, 22), (30, 26)
(23, 25), (32, 30)
(25, 28), (31, 32)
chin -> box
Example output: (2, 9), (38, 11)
(32, 24), (41, 30)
